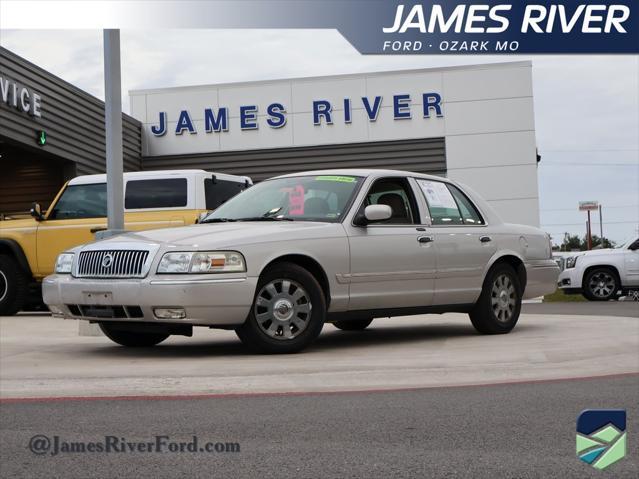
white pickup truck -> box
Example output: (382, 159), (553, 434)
(558, 237), (639, 300)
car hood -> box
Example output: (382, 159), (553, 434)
(87, 221), (344, 249)
(0, 217), (38, 230)
(575, 248), (624, 258)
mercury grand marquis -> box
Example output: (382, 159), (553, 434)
(43, 169), (559, 353)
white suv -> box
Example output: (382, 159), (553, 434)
(558, 237), (639, 300)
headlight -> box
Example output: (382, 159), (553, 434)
(55, 253), (75, 274)
(565, 255), (580, 269)
(157, 251), (246, 274)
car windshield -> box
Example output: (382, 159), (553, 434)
(201, 175), (363, 223)
(617, 237), (638, 249)
(47, 183), (107, 219)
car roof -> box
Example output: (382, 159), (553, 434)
(274, 169), (450, 182)
(68, 169), (252, 186)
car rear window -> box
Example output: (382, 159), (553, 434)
(125, 178), (188, 209)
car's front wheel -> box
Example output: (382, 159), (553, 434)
(469, 263), (522, 334)
(98, 322), (169, 347)
(333, 318), (373, 331)
(582, 267), (619, 301)
(235, 262), (326, 353)
(0, 255), (29, 316)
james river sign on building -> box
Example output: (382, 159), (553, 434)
(149, 93), (444, 136)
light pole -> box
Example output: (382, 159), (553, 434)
(579, 201), (598, 250)
(101, 29), (125, 236)
(599, 204), (604, 244)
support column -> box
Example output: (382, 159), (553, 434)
(103, 29), (125, 234)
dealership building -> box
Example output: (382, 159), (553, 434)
(1, 47), (540, 226)
(0, 47), (141, 215)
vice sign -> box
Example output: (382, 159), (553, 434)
(0, 76), (42, 118)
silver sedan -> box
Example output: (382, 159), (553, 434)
(43, 169), (559, 353)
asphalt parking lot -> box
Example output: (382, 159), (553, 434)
(1, 375), (637, 478)
(1, 303), (637, 478)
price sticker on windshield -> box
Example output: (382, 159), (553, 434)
(315, 176), (356, 183)
(288, 185), (305, 215)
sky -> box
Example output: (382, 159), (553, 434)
(1, 29), (637, 245)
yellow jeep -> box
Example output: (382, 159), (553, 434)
(0, 169), (251, 315)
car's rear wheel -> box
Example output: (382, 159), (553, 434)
(333, 318), (373, 331)
(582, 267), (619, 301)
(98, 322), (169, 347)
(236, 262), (326, 353)
(469, 263), (522, 334)
(0, 255), (29, 316)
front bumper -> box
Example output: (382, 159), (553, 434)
(557, 268), (581, 293)
(523, 259), (561, 299)
(43, 273), (258, 326)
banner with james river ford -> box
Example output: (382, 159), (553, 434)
(1, 0), (637, 54)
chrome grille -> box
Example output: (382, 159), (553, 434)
(76, 250), (149, 278)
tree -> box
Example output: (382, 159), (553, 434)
(559, 233), (615, 251)
(560, 234), (582, 251)
(589, 235), (615, 249)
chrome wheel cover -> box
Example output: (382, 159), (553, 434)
(254, 279), (312, 340)
(588, 271), (616, 298)
(491, 274), (517, 323)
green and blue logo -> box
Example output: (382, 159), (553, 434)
(576, 409), (626, 470)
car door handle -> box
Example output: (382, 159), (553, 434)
(479, 236), (492, 243)
(418, 236), (434, 243)
(90, 227), (107, 234)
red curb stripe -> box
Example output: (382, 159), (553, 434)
(1, 371), (637, 404)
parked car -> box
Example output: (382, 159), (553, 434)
(557, 237), (639, 300)
(0, 169), (251, 315)
(43, 169), (559, 353)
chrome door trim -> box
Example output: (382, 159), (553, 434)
(336, 270), (437, 284)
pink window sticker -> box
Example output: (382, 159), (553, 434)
(288, 185), (305, 215)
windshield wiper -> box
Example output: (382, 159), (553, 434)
(235, 217), (295, 222)
(199, 217), (238, 223)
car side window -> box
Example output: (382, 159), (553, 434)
(125, 178), (188, 209)
(360, 178), (418, 225)
(416, 179), (463, 225)
(47, 183), (108, 219)
(416, 179), (485, 226)
(447, 184), (485, 225)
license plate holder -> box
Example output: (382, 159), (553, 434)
(82, 291), (113, 305)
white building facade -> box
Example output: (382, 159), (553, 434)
(130, 60), (540, 226)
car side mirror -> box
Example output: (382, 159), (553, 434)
(30, 202), (44, 221)
(629, 241), (639, 251)
(354, 204), (392, 226)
